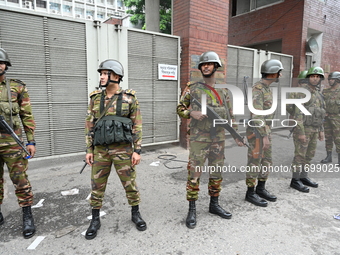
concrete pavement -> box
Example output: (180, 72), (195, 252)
(0, 129), (340, 254)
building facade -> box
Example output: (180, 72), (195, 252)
(228, 0), (340, 78)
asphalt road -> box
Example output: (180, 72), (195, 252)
(1, 129), (340, 255)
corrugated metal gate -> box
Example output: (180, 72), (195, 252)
(0, 9), (88, 158)
(127, 30), (180, 145)
(227, 45), (293, 131)
(0, 8), (180, 158)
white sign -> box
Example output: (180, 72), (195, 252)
(158, 64), (178, 80)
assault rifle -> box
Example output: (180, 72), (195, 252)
(286, 126), (296, 139)
(0, 115), (31, 159)
(191, 96), (249, 148)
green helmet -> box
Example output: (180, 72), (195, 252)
(260, 59), (283, 74)
(306, 66), (324, 79)
(0, 48), (12, 70)
(98, 59), (124, 78)
(328, 71), (340, 81)
(298, 70), (308, 79)
(198, 51), (222, 69)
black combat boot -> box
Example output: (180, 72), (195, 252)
(209, 196), (232, 219)
(290, 178), (310, 192)
(321, 151), (332, 163)
(131, 205), (147, 231)
(245, 186), (268, 207)
(85, 209), (101, 240)
(300, 169), (318, 188)
(186, 201), (196, 229)
(22, 206), (35, 239)
(0, 205), (4, 225)
(256, 181), (277, 202)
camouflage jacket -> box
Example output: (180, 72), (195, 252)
(288, 83), (326, 135)
(322, 86), (340, 116)
(249, 80), (275, 137)
(176, 81), (237, 142)
(0, 79), (36, 145)
(85, 88), (142, 153)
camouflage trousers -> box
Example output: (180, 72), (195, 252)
(246, 128), (272, 187)
(186, 140), (225, 201)
(291, 128), (318, 177)
(0, 144), (33, 207)
(90, 143), (140, 209)
(323, 115), (340, 153)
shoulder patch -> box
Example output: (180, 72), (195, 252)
(253, 83), (264, 90)
(10, 79), (26, 86)
(125, 89), (136, 96)
(89, 90), (102, 98)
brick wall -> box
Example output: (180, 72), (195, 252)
(173, 0), (230, 148)
(228, 0), (304, 78)
(304, 0), (340, 73)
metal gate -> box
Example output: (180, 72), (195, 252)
(127, 29), (180, 145)
(0, 8), (88, 158)
(227, 45), (293, 130)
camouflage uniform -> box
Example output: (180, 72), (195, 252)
(85, 88), (142, 209)
(0, 79), (35, 207)
(177, 81), (237, 201)
(322, 87), (340, 153)
(289, 83), (326, 173)
(246, 80), (274, 187)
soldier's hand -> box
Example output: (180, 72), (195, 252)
(190, 111), (207, 121)
(26, 145), (36, 158)
(86, 153), (94, 166)
(298, 135), (307, 143)
(131, 152), (141, 167)
(319, 131), (324, 141)
(262, 136), (270, 150)
(235, 138), (245, 147)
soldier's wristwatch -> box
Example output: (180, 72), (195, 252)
(134, 149), (141, 155)
(26, 141), (36, 146)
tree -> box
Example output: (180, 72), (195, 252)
(123, 0), (171, 34)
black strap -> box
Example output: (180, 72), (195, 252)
(116, 93), (123, 116)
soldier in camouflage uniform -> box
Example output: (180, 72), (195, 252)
(288, 67), (326, 193)
(84, 59), (146, 240)
(320, 71), (340, 164)
(0, 48), (36, 239)
(245, 59), (283, 207)
(177, 51), (243, 229)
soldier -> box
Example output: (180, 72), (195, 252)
(320, 71), (340, 164)
(0, 48), (36, 238)
(84, 59), (146, 240)
(288, 67), (326, 192)
(245, 59), (283, 207)
(177, 51), (243, 229)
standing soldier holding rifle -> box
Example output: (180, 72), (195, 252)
(245, 59), (283, 207)
(177, 51), (244, 229)
(0, 48), (36, 238)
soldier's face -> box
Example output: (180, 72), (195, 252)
(309, 74), (321, 86)
(0, 62), (6, 75)
(329, 79), (335, 86)
(200, 62), (215, 76)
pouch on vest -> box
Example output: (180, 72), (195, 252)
(93, 115), (133, 146)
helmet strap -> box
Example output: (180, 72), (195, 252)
(0, 70), (6, 76)
(201, 67), (217, 78)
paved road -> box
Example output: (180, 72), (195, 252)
(1, 129), (340, 254)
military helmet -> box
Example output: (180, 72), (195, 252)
(0, 48), (12, 70)
(298, 70), (308, 79)
(198, 51), (222, 69)
(97, 59), (124, 78)
(328, 71), (340, 81)
(306, 66), (324, 79)
(260, 59), (284, 74)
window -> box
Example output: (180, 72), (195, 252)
(232, 0), (283, 16)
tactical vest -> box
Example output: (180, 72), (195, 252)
(0, 80), (21, 129)
(303, 91), (326, 127)
(93, 92), (133, 146)
(324, 89), (340, 114)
